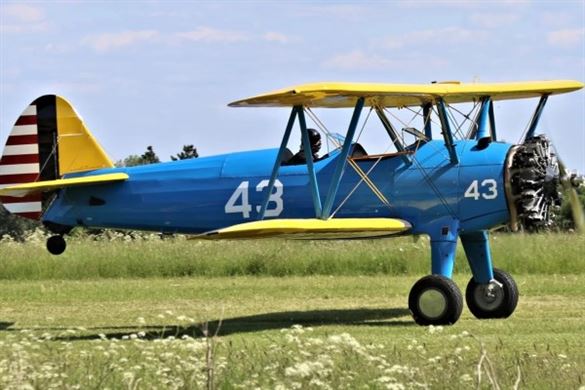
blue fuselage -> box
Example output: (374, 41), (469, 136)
(43, 140), (513, 236)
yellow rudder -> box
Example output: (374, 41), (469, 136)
(55, 96), (114, 175)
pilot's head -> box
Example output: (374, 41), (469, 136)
(307, 128), (321, 154)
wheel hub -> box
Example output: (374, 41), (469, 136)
(473, 281), (504, 312)
(418, 288), (447, 319)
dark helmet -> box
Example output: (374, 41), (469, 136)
(307, 128), (321, 154)
(308, 128), (321, 143)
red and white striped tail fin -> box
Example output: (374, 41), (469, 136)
(1, 95), (115, 221)
(0, 104), (43, 220)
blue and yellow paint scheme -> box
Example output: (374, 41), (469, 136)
(1, 80), (582, 325)
(39, 139), (509, 237)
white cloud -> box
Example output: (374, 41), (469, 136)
(82, 30), (159, 53)
(322, 50), (449, 71)
(381, 27), (487, 49)
(175, 27), (248, 43)
(3, 4), (44, 22)
(322, 50), (399, 70)
(397, 0), (481, 9)
(263, 32), (291, 44)
(0, 4), (48, 33)
(540, 11), (575, 29)
(547, 28), (585, 48)
(398, 0), (528, 9)
(469, 13), (520, 29)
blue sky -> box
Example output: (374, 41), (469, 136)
(1, 0), (584, 170)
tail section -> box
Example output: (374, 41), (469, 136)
(0, 95), (114, 220)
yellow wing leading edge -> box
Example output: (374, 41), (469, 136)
(229, 80), (584, 108)
(198, 218), (411, 239)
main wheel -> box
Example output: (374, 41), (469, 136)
(408, 275), (463, 326)
(47, 235), (66, 255)
(465, 268), (518, 319)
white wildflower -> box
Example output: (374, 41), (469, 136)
(428, 325), (444, 334)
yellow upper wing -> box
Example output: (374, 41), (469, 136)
(228, 80), (584, 108)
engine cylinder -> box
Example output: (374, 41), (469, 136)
(504, 135), (561, 231)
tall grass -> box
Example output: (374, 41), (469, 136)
(1, 232), (583, 280)
(0, 324), (583, 389)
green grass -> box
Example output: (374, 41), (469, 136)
(1, 232), (584, 280)
(0, 233), (584, 388)
(0, 275), (584, 388)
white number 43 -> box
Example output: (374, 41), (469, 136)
(225, 180), (284, 218)
(464, 179), (498, 200)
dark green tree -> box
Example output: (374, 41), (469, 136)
(0, 206), (40, 239)
(115, 146), (160, 167)
(141, 146), (160, 164)
(171, 144), (199, 161)
(557, 183), (585, 230)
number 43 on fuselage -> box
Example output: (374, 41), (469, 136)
(1, 80), (582, 326)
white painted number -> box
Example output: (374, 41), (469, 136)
(464, 180), (480, 200)
(481, 179), (498, 200)
(225, 181), (252, 218)
(225, 179), (284, 218)
(464, 179), (498, 200)
(255, 179), (283, 217)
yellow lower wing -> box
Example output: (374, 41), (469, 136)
(198, 218), (411, 239)
(0, 172), (129, 197)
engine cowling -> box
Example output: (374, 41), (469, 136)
(504, 135), (561, 231)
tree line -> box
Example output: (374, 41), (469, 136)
(116, 145), (199, 167)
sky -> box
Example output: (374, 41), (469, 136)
(1, 0), (584, 171)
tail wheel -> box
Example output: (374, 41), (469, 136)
(47, 235), (66, 255)
(408, 275), (463, 326)
(465, 268), (518, 319)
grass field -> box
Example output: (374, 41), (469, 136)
(1, 232), (584, 279)
(0, 233), (584, 388)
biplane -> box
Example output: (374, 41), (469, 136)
(1, 80), (583, 325)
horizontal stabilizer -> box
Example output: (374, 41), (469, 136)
(0, 172), (128, 198)
(198, 218), (411, 240)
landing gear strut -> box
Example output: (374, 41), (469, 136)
(408, 225), (519, 326)
(47, 235), (66, 255)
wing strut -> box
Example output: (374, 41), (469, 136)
(320, 97), (365, 219)
(258, 106), (298, 220)
(488, 100), (497, 141)
(436, 99), (459, 164)
(476, 97), (493, 147)
(423, 103), (433, 139)
(298, 108), (322, 216)
(374, 106), (410, 164)
(259, 105), (323, 220)
(524, 94), (549, 141)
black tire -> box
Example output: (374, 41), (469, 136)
(465, 268), (518, 319)
(47, 235), (66, 255)
(408, 275), (463, 326)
